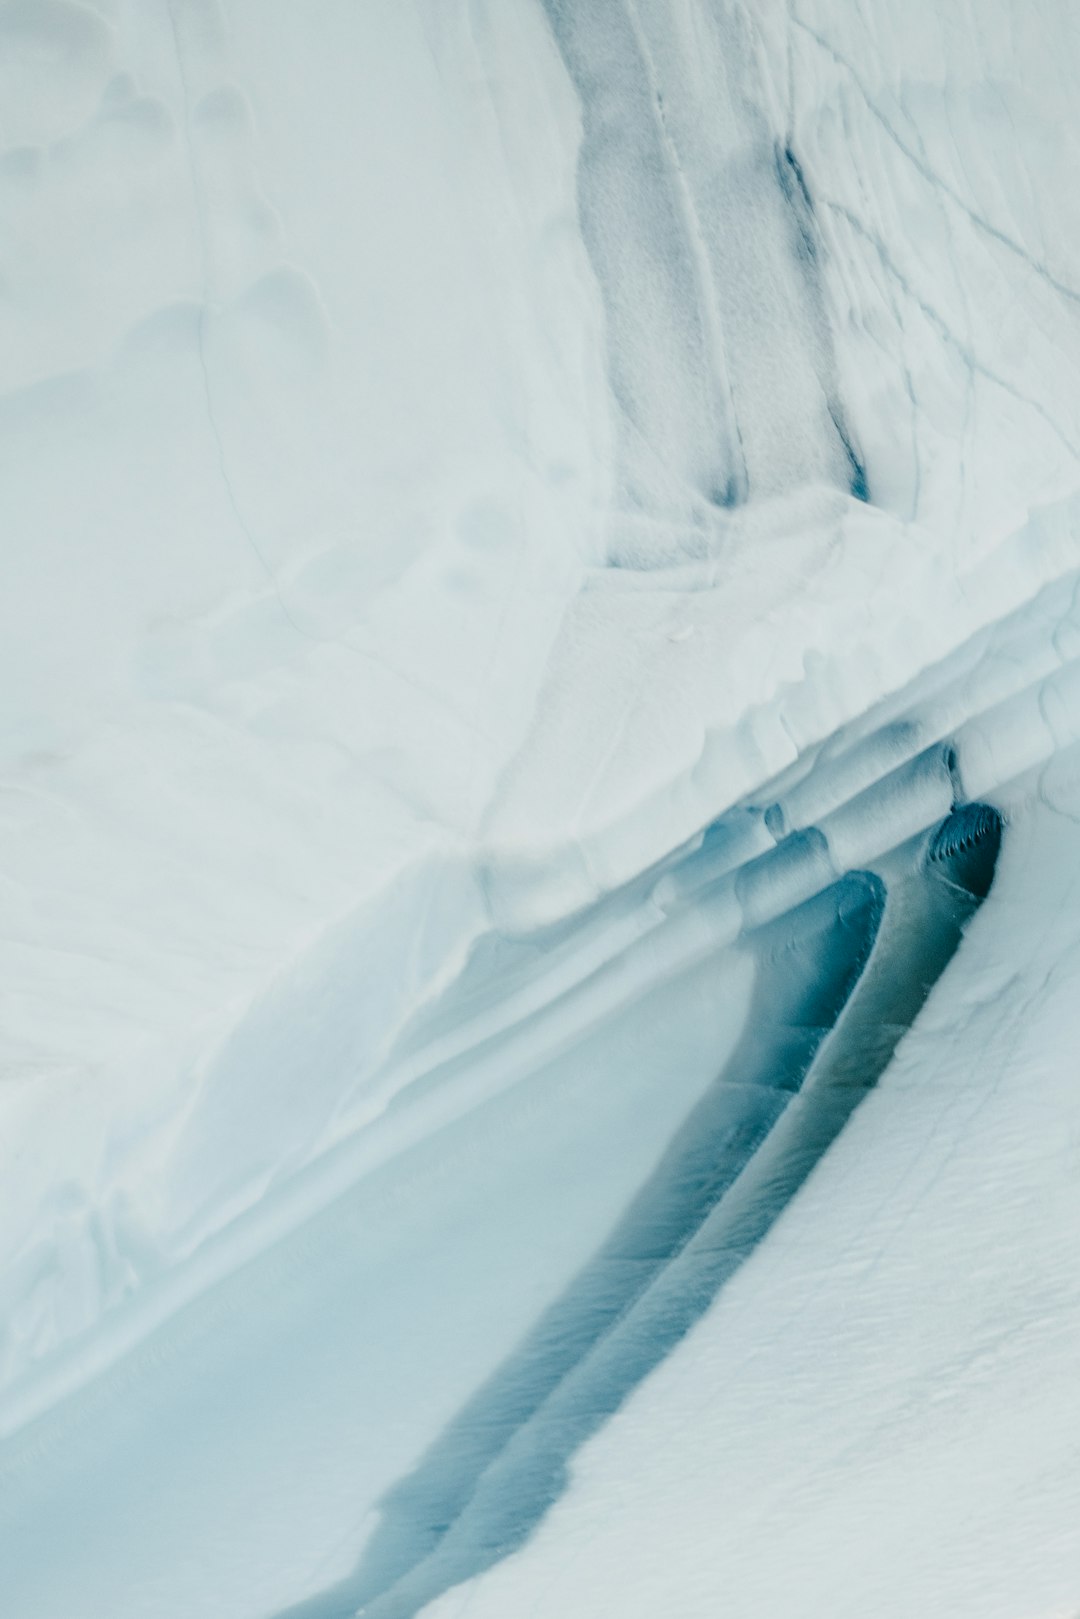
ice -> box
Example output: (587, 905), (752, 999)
(423, 782), (1080, 1619)
(5, 1), (1080, 1617)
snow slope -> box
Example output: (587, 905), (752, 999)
(0, 0), (600, 1380)
(4, 1), (1080, 1617)
(434, 785), (1080, 1619)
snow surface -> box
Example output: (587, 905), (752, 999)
(4, 2), (1080, 1617)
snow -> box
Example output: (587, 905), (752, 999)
(432, 779), (1080, 1619)
(4, 2), (1080, 1617)
(0, 0), (598, 1380)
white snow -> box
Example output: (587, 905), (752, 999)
(4, 2), (1080, 1617)
(429, 773), (1080, 1619)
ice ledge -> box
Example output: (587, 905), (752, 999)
(480, 490), (1080, 933)
(0, 543), (1071, 1445)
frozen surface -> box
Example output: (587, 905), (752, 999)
(4, 2), (1080, 1617)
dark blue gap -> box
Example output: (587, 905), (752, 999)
(272, 805), (1000, 1619)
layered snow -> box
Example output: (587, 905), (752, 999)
(0, 0), (600, 1379)
(429, 781), (1080, 1619)
(4, 2), (1080, 1617)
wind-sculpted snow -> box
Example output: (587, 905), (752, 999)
(5, 3), (1080, 1618)
(440, 789), (1080, 1619)
(0, 586), (1028, 1617)
(278, 871), (888, 1618)
(7, 0), (1080, 1390)
(265, 801), (1001, 1619)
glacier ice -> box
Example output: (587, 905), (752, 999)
(4, 2), (1080, 1618)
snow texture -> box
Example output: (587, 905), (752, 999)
(3, 2), (1080, 1618)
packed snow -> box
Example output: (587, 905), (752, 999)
(3, 2), (1080, 1617)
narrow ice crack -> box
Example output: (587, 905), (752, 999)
(792, 11), (1080, 309)
(826, 199), (1080, 466)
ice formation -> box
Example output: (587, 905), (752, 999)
(4, 2), (1080, 1617)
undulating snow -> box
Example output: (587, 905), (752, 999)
(4, 2), (1080, 1617)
